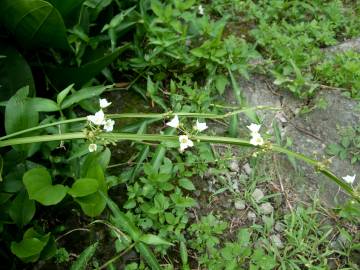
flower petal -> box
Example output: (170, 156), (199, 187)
(99, 98), (112, 108)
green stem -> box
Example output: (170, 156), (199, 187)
(0, 106), (278, 141)
(0, 132), (85, 147)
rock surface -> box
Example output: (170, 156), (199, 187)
(226, 71), (360, 205)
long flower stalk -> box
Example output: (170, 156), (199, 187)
(0, 132), (358, 202)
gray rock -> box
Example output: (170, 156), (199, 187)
(326, 37), (360, 54)
(274, 222), (285, 232)
(247, 211), (256, 221)
(270, 234), (284, 249)
(229, 160), (240, 172)
(242, 163), (252, 175)
(283, 90), (360, 204)
(260, 202), (274, 215)
(225, 72), (360, 206)
(252, 188), (265, 202)
(234, 199), (246, 210)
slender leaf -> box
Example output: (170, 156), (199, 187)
(139, 234), (173, 246)
(70, 242), (98, 270)
(60, 85), (112, 109)
(28, 98), (59, 112)
(57, 84), (74, 105)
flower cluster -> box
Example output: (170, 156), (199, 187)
(87, 98), (115, 152)
(166, 114), (208, 152)
(247, 123), (264, 146)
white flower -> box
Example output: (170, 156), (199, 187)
(342, 174), (356, 184)
(194, 120), (208, 132)
(88, 143), (97, 152)
(247, 123), (261, 134)
(166, 115), (180, 128)
(99, 98), (111, 108)
(103, 119), (115, 132)
(250, 133), (264, 146)
(198, 5), (204, 15)
(179, 135), (194, 152)
(87, 110), (105, 126)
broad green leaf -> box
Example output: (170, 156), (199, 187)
(23, 167), (68, 206)
(11, 238), (45, 262)
(68, 178), (99, 197)
(11, 227), (50, 262)
(75, 192), (106, 217)
(0, 43), (35, 101)
(178, 178), (195, 191)
(57, 84), (74, 105)
(215, 74), (228, 95)
(28, 97), (59, 112)
(24, 227), (50, 243)
(139, 234), (173, 246)
(1, 0), (69, 50)
(70, 242), (98, 270)
(60, 85), (112, 109)
(45, 43), (130, 88)
(9, 190), (36, 227)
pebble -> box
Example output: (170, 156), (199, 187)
(242, 163), (252, 175)
(252, 188), (265, 202)
(234, 199), (246, 210)
(274, 222), (285, 232)
(229, 160), (240, 172)
(260, 202), (274, 215)
(247, 211), (256, 221)
(270, 234), (284, 248)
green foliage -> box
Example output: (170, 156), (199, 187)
(0, 0), (359, 269)
(326, 126), (360, 164)
(316, 50), (360, 99)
